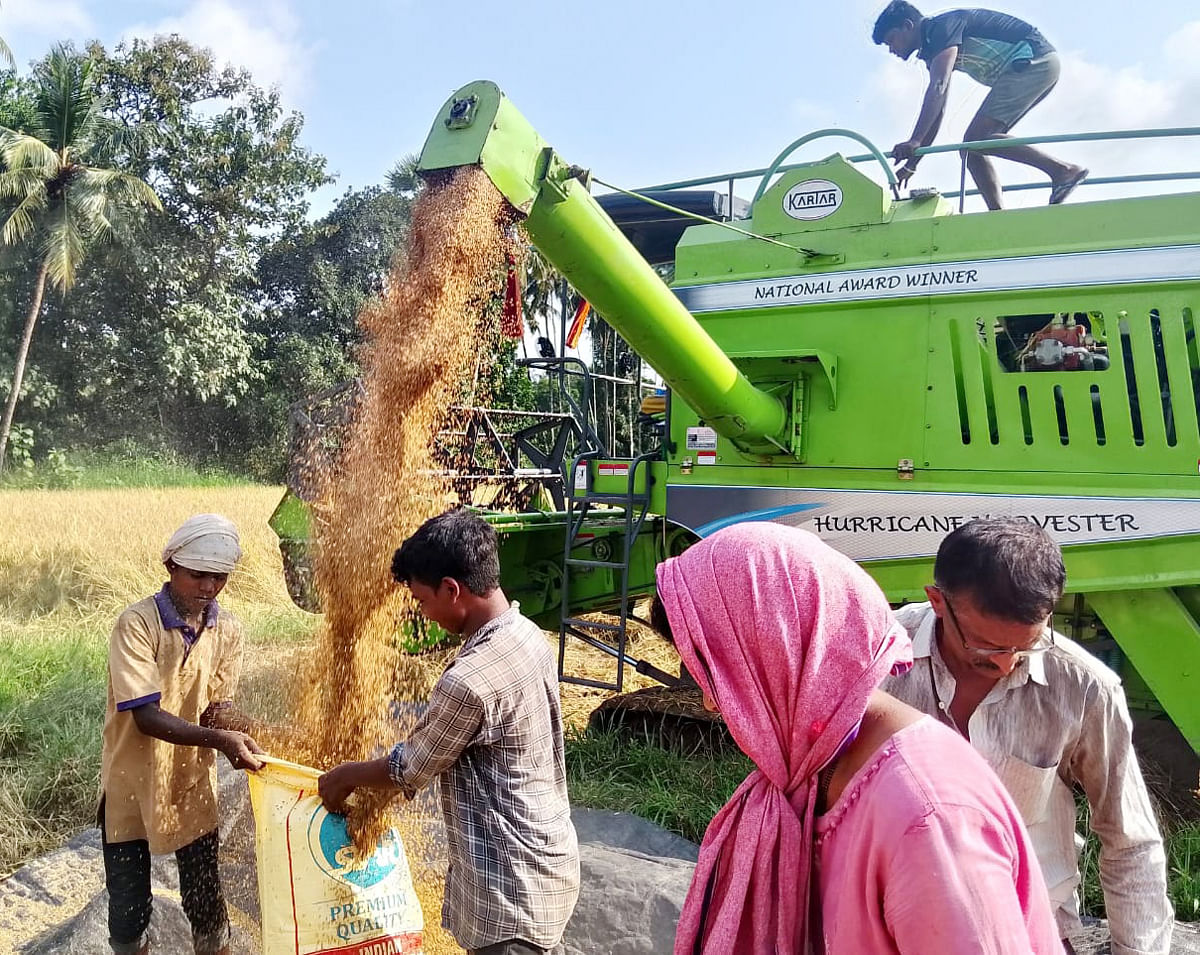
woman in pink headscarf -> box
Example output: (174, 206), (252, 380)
(654, 523), (1061, 955)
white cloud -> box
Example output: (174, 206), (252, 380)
(861, 22), (1200, 210)
(123, 0), (311, 104)
(3, 0), (93, 37)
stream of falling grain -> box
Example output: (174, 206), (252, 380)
(274, 166), (516, 954)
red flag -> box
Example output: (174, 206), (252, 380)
(566, 300), (590, 349)
(501, 253), (523, 339)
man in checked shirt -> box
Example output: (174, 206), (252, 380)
(319, 508), (580, 955)
(882, 518), (1173, 955)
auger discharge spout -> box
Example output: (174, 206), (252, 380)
(418, 81), (789, 454)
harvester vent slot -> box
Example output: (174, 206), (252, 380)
(1053, 385), (1069, 445)
(1149, 310), (1177, 446)
(1118, 318), (1146, 446)
(1184, 307), (1200, 441)
(980, 328), (1000, 445)
(949, 319), (971, 444)
(1018, 386), (1033, 445)
(1091, 385), (1106, 445)
(934, 305), (1200, 466)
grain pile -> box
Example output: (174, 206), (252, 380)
(275, 166), (517, 954)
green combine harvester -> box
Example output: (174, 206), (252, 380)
(273, 81), (1200, 754)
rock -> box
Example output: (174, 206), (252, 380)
(563, 808), (698, 955)
(1067, 918), (1200, 954)
(571, 807), (699, 863)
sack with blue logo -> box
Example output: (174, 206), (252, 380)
(247, 756), (424, 955)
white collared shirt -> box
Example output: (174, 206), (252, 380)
(881, 602), (1173, 955)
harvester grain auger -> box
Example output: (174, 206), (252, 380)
(277, 80), (1200, 755)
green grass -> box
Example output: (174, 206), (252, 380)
(0, 448), (251, 490)
(1079, 797), (1200, 922)
(0, 631), (108, 875)
(1166, 824), (1200, 921)
(564, 727), (752, 844)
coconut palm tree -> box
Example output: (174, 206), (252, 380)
(0, 45), (161, 469)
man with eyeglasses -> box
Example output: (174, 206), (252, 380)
(881, 518), (1172, 955)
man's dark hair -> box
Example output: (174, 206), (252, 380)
(391, 507), (500, 596)
(933, 518), (1065, 623)
(873, 0), (923, 44)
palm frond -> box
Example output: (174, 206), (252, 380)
(386, 154), (423, 196)
(31, 45), (97, 153)
(1, 188), (49, 246)
(66, 174), (112, 221)
(78, 167), (162, 212)
(0, 167), (52, 201)
(40, 203), (87, 291)
(0, 133), (61, 178)
(0, 36), (13, 71)
(65, 184), (113, 245)
(110, 171), (162, 213)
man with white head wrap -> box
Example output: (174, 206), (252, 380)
(99, 513), (264, 955)
(161, 513), (243, 574)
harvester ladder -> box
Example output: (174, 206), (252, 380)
(558, 449), (658, 691)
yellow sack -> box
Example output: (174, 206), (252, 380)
(247, 756), (424, 955)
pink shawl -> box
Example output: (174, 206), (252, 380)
(658, 523), (913, 955)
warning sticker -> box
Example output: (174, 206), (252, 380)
(686, 427), (718, 451)
(697, 450), (717, 465)
(574, 464), (587, 490)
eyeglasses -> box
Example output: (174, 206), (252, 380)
(941, 593), (1055, 659)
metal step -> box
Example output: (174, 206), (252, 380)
(563, 617), (623, 633)
(576, 492), (649, 505)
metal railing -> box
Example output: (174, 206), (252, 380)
(630, 126), (1200, 213)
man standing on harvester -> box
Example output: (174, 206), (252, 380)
(882, 519), (1173, 955)
(873, 2), (1088, 209)
(319, 508), (580, 955)
(100, 514), (264, 955)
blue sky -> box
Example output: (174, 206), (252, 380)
(4, 0), (1198, 215)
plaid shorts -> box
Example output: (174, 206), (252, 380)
(978, 52), (1061, 130)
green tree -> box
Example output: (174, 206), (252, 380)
(1, 38), (330, 471)
(0, 45), (160, 470)
(241, 183), (416, 475)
